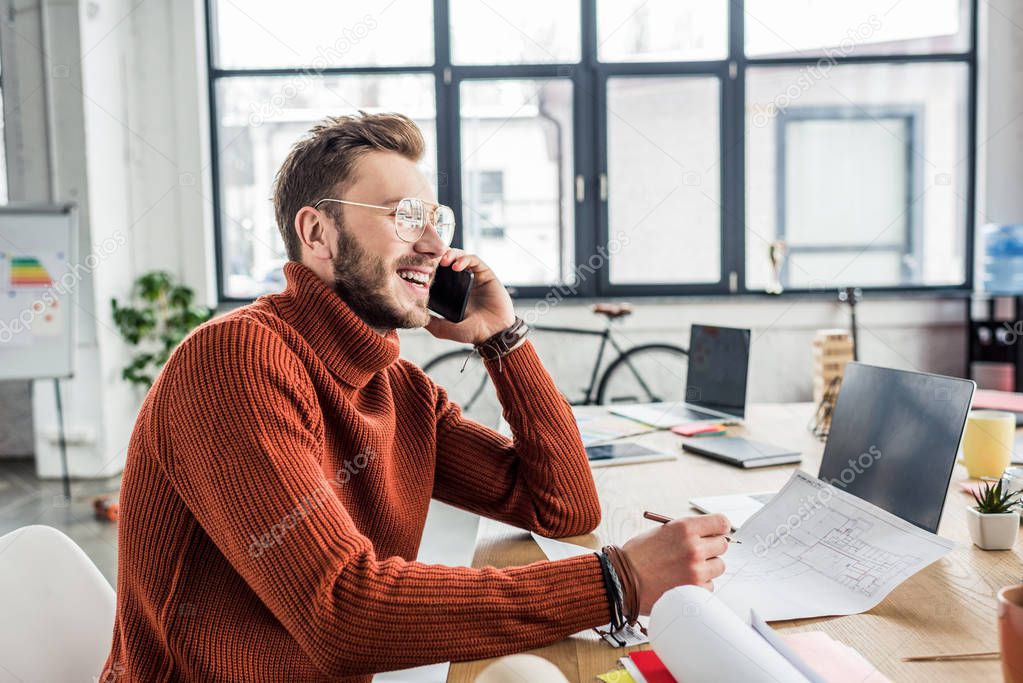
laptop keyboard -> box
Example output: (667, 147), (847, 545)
(684, 407), (726, 421)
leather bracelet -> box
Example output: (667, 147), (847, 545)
(604, 545), (644, 633)
(474, 316), (529, 370)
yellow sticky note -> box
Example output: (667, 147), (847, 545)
(597, 669), (635, 683)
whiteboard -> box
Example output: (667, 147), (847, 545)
(0, 204), (77, 380)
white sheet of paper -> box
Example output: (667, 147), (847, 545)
(609, 402), (692, 428)
(649, 586), (810, 683)
(689, 492), (772, 529)
(574, 410), (657, 446)
(530, 532), (650, 645)
(530, 532), (594, 562)
(715, 470), (955, 621)
(619, 656), (648, 683)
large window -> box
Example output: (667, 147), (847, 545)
(207, 0), (977, 301)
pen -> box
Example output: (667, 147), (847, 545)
(902, 651), (998, 662)
(643, 510), (737, 543)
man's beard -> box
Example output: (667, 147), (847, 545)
(331, 226), (430, 331)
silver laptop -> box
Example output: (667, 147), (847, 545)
(610, 324), (751, 428)
(691, 363), (976, 532)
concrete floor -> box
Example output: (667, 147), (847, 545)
(0, 458), (120, 584)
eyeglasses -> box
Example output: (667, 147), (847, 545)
(313, 197), (455, 247)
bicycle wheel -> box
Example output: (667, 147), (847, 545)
(422, 349), (503, 428)
(596, 343), (689, 405)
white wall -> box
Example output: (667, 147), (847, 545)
(0, 0), (1021, 477)
(0, 0), (214, 477)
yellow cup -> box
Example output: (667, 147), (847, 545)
(960, 410), (1015, 479)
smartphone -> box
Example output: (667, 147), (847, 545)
(428, 265), (474, 323)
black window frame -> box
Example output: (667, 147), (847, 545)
(205, 0), (979, 303)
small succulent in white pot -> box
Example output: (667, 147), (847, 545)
(966, 479), (1020, 550)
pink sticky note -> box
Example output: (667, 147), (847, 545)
(960, 481), (988, 497)
(670, 422), (725, 437)
(781, 632), (891, 683)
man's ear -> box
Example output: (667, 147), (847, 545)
(295, 206), (335, 262)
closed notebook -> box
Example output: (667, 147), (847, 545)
(681, 437), (801, 468)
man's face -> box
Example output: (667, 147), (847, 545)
(327, 151), (446, 331)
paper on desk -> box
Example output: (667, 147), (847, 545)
(648, 586), (810, 683)
(575, 411), (657, 446)
(715, 470), (955, 622)
(531, 532), (595, 562)
(530, 532), (650, 646)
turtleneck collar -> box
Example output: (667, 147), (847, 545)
(269, 261), (400, 388)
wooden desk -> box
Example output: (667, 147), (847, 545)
(447, 403), (1022, 683)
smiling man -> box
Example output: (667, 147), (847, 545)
(102, 113), (729, 682)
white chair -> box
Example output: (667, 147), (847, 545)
(0, 525), (115, 682)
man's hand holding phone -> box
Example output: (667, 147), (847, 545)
(426, 249), (516, 345)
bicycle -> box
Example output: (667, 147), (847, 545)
(422, 303), (689, 427)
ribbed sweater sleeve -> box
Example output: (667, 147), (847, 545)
(152, 319), (610, 678)
(431, 341), (603, 537)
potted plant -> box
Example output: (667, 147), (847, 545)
(966, 479), (1020, 550)
(111, 271), (214, 388)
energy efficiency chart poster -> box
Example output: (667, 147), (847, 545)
(0, 250), (67, 347)
(0, 204), (77, 381)
(10, 256), (55, 287)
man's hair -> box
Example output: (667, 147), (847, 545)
(272, 112), (425, 261)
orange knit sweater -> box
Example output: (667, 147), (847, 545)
(102, 262), (609, 682)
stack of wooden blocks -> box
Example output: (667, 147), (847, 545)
(812, 329), (855, 406)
